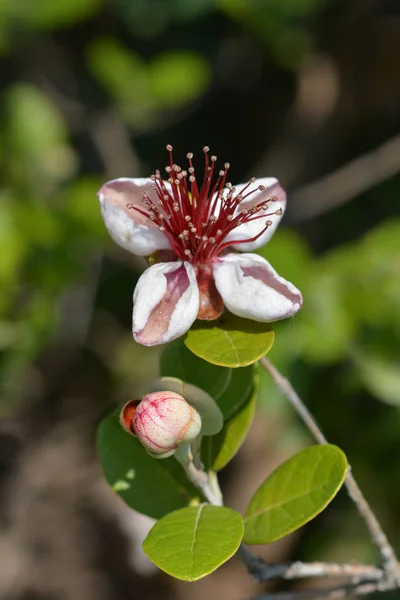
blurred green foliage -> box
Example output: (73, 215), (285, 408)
(258, 220), (400, 404)
(0, 0), (103, 50)
(87, 39), (211, 128)
(218, 0), (326, 66)
(0, 81), (105, 407)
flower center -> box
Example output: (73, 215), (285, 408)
(127, 145), (282, 264)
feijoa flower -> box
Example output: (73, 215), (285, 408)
(98, 146), (302, 346)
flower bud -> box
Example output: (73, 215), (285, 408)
(120, 391), (201, 458)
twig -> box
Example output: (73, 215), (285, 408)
(288, 134), (400, 221)
(259, 356), (400, 585)
(238, 545), (383, 583)
(254, 578), (399, 600)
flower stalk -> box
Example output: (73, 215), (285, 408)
(174, 443), (223, 506)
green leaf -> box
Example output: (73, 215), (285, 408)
(216, 364), (255, 419)
(86, 38), (155, 126)
(143, 505), (244, 581)
(160, 339), (255, 420)
(5, 84), (67, 152)
(97, 413), (199, 519)
(4, 84), (75, 182)
(352, 349), (400, 406)
(185, 312), (275, 368)
(202, 385), (257, 471)
(160, 338), (232, 401)
(149, 51), (211, 108)
(244, 444), (347, 544)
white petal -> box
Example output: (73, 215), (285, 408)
(98, 177), (171, 256)
(213, 253), (302, 322)
(224, 178), (286, 252)
(133, 261), (199, 346)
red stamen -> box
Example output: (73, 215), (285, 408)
(126, 146), (281, 263)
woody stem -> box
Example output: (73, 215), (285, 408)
(259, 355), (400, 584)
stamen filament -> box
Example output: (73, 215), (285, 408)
(127, 146), (281, 264)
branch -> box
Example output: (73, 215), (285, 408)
(238, 545), (383, 583)
(259, 356), (400, 586)
(289, 134), (400, 221)
(254, 578), (399, 600)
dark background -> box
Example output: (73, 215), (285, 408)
(1, 0), (400, 598)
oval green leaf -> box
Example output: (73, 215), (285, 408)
(185, 312), (275, 367)
(160, 338), (232, 400)
(202, 385), (258, 471)
(244, 444), (348, 544)
(97, 413), (199, 519)
(143, 505), (244, 581)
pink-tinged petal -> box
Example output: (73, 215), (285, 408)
(133, 261), (199, 346)
(98, 177), (171, 256)
(213, 253), (302, 322)
(224, 178), (286, 252)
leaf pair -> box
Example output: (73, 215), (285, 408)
(143, 445), (348, 581)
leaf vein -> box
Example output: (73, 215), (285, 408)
(221, 330), (240, 363)
(189, 504), (205, 580)
(245, 478), (338, 522)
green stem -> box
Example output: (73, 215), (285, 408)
(175, 443), (223, 506)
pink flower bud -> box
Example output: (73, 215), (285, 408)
(120, 392), (201, 458)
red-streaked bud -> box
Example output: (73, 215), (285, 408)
(120, 392), (201, 459)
